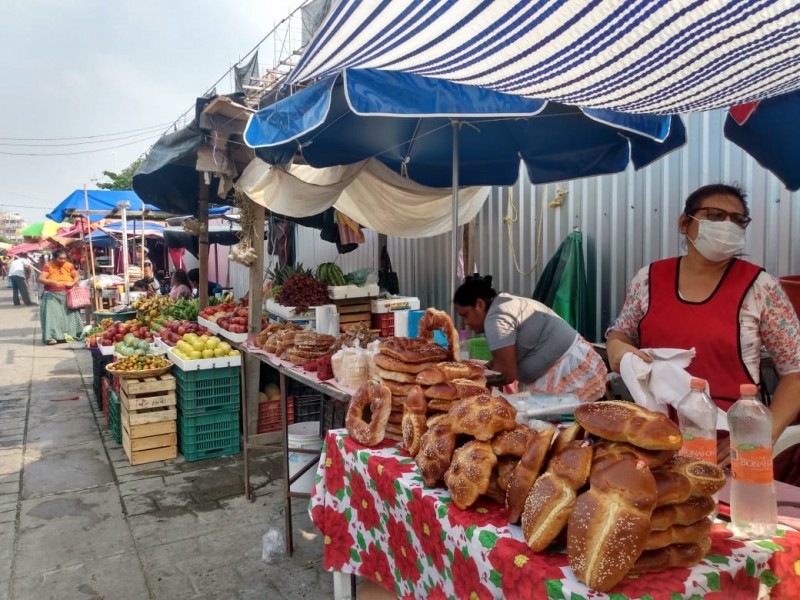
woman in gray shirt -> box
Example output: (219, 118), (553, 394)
(454, 276), (607, 400)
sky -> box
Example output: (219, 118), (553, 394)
(0, 0), (301, 228)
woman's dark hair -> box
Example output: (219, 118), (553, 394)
(683, 183), (749, 217)
(53, 250), (68, 259)
(132, 279), (149, 291)
(187, 268), (200, 285)
(171, 269), (191, 288)
(453, 274), (496, 307)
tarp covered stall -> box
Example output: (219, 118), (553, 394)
(47, 190), (160, 223)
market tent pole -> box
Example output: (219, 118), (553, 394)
(84, 185), (100, 313)
(245, 202), (265, 440)
(141, 210), (145, 270)
(198, 175), (209, 309)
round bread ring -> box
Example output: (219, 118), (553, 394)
(402, 385), (428, 456)
(416, 308), (460, 361)
(345, 381), (392, 446)
(373, 353), (440, 374)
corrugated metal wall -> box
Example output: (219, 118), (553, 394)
(380, 109), (800, 342)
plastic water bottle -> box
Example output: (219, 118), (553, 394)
(677, 378), (719, 517)
(728, 383), (777, 539)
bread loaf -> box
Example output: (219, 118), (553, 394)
(416, 308), (460, 361)
(593, 440), (676, 468)
(550, 422), (585, 455)
(448, 394), (517, 441)
(567, 456), (658, 592)
(402, 385), (428, 457)
(650, 496), (716, 531)
(521, 439), (594, 552)
(424, 380), (488, 400)
(652, 468), (693, 507)
(416, 419), (457, 487)
(444, 440), (498, 509)
(379, 337), (449, 364)
(373, 352), (439, 374)
(504, 428), (555, 523)
(644, 517), (712, 550)
(574, 400), (682, 451)
(415, 361), (485, 385)
(661, 455), (726, 497)
(491, 424), (540, 458)
(629, 538), (712, 575)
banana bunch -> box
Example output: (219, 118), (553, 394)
(134, 295), (175, 324)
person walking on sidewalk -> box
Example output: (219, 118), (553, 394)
(9, 253), (34, 306)
(38, 249), (82, 345)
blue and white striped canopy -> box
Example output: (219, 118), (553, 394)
(288, 0), (800, 114)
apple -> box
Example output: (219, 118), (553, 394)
(202, 349), (214, 359)
(114, 333), (123, 342)
(218, 342), (232, 353)
(213, 347), (227, 358)
(190, 350), (203, 360)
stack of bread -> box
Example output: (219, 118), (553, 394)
(513, 400), (726, 592)
(259, 323), (302, 356)
(286, 331), (337, 364)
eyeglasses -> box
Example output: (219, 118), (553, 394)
(689, 207), (752, 229)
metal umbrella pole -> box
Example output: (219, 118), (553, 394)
(450, 119), (461, 315)
(118, 201), (131, 305)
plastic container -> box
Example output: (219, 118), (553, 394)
(728, 383), (777, 539)
(287, 421), (323, 494)
(407, 310), (425, 339)
(371, 313), (395, 337)
(677, 378), (717, 463)
(178, 408), (240, 461)
(95, 309), (137, 323)
(468, 337), (492, 361)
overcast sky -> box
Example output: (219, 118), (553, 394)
(0, 0), (300, 227)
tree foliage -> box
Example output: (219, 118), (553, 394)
(97, 157), (144, 191)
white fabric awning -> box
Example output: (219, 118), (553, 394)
(237, 158), (490, 238)
(288, 0), (800, 114)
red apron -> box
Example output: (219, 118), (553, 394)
(639, 257), (762, 410)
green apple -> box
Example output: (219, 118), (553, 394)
(218, 341), (232, 354)
(213, 347), (227, 358)
(202, 349), (214, 359)
(228, 349), (240, 356)
(205, 337), (220, 349)
(192, 340), (205, 353)
(190, 350), (203, 360)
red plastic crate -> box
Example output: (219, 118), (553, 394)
(257, 398), (295, 433)
(371, 313), (394, 337)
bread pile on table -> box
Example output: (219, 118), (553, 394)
(257, 323), (336, 364)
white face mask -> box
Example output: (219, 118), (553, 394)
(688, 217), (745, 262)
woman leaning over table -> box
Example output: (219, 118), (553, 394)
(605, 184), (800, 479)
(38, 249), (83, 345)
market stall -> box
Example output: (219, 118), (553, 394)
(313, 429), (800, 599)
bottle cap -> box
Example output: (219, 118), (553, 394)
(740, 383), (758, 395)
(690, 378), (706, 390)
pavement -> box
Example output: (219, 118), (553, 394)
(0, 283), (339, 600)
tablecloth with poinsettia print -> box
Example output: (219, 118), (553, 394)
(309, 429), (800, 600)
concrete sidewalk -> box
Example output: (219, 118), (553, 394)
(0, 285), (335, 600)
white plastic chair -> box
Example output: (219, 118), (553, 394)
(773, 424), (800, 457)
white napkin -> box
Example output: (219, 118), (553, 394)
(619, 347), (728, 430)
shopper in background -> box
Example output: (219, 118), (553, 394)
(453, 275), (608, 401)
(141, 260), (160, 295)
(187, 267), (219, 298)
(38, 249), (82, 345)
(9, 253), (34, 306)
(604, 183), (800, 479)
(169, 269), (193, 300)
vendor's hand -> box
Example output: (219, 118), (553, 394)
(606, 339), (652, 372)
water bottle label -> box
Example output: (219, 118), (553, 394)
(730, 444), (774, 484)
(679, 437), (716, 462)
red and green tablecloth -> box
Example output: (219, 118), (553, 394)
(310, 429), (800, 599)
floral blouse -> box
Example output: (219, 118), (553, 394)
(608, 266), (800, 381)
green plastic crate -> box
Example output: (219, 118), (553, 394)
(109, 391), (121, 445)
(176, 383), (239, 416)
(173, 366), (240, 388)
(178, 408), (240, 461)
(178, 408), (240, 446)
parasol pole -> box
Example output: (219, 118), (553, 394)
(84, 185), (100, 313)
(118, 201), (131, 305)
(141, 209), (145, 272)
(450, 120), (460, 317)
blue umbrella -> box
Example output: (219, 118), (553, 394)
(724, 89), (800, 191)
(47, 189), (161, 223)
(245, 69), (685, 188)
(244, 68), (684, 300)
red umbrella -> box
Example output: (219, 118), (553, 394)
(8, 240), (54, 255)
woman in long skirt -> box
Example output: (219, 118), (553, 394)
(38, 249), (83, 345)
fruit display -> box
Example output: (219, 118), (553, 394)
(170, 333), (240, 361)
(199, 302), (236, 323)
(132, 295), (175, 326)
(155, 320), (209, 346)
(96, 320), (154, 348)
(315, 262), (347, 286)
(209, 292), (234, 306)
(114, 334), (160, 357)
(276, 273), (330, 312)
(265, 263), (314, 300)
(166, 297), (199, 322)
(217, 305), (252, 334)
(109, 354), (172, 372)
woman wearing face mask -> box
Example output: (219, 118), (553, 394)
(606, 184), (800, 468)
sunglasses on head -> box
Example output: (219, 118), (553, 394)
(688, 207), (751, 229)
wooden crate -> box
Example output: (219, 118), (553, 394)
(121, 402), (177, 426)
(120, 375), (176, 409)
(121, 409), (178, 465)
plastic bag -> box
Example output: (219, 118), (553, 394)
(344, 267), (373, 286)
(261, 528), (285, 563)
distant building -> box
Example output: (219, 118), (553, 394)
(0, 211), (26, 241)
